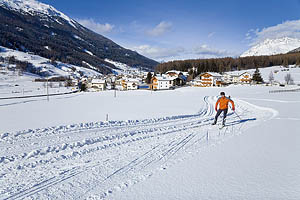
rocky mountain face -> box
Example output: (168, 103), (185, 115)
(241, 37), (300, 57)
(0, 0), (158, 74)
(289, 47), (300, 53)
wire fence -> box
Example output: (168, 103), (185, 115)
(0, 90), (79, 100)
(269, 88), (300, 93)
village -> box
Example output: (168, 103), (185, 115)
(2, 58), (294, 98)
(79, 69), (259, 92)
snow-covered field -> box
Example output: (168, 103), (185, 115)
(0, 70), (75, 99)
(0, 82), (299, 199)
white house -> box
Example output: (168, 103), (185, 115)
(223, 72), (252, 84)
(151, 76), (174, 90)
(115, 78), (141, 90)
(191, 76), (202, 87)
(223, 73), (239, 84)
(91, 79), (106, 91)
(126, 78), (140, 90)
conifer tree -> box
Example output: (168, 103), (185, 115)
(145, 72), (152, 84)
(252, 68), (264, 83)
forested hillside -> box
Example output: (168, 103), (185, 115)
(0, 3), (158, 74)
(156, 52), (300, 76)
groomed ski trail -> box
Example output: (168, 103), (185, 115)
(0, 96), (276, 200)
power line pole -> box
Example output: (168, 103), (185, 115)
(46, 77), (49, 101)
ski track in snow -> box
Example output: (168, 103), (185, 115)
(0, 96), (275, 200)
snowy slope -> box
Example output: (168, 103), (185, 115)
(0, 0), (77, 28)
(227, 65), (300, 84)
(104, 59), (144, 75)
(241, 37), (300, 57)
(0, 46), (101, 78)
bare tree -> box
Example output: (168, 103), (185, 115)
(268, 71), (274, 84)
(284, 73), (294, 85)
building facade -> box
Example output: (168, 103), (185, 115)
(151, 76), (174, 90)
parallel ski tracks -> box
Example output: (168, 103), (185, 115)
(0, 96), (264, 200)
(0, 96), (215, 158)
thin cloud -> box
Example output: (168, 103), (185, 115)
(132, 45), (184, 60)
(131, 44), (234, 61)
(193, 44), (230, 57)
(77, 18), (114, 34)
(147, 21), (172, 36)
(208, 32), (215, 38)
(247, 19), (300, 45)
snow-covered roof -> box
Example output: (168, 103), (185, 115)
(182, 72), (189, 76)
(240, 72), (252, 76)
(200, 72), (222, 77)
(224, 71), (253, 77)
(166, 70), (181, 74)
(223, 72), (240, 77)
(126, 78), (140, 83)
(91, 79), (105, 84)
(166, 70), (189, 77)
(155, 76), (174, 81)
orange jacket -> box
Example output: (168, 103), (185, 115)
(215, 96), (235, 111)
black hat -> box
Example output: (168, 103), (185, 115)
(220, 92), (225, 96)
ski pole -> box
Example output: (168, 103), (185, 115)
(234, 110), (242, 120)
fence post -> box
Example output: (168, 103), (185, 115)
(206, 130), (209, 142)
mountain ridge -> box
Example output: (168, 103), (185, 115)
(0, 0), (158, 74)
(241, 37), (300, 57)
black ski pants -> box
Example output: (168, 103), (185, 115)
(214, 108), (228, 125)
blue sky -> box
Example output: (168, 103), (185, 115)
(40, 0), (300, 61)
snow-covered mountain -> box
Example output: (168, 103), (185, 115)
(0, 0), (76, 27)
(241, 37), (300, 57)
(0, 0), (158, 74)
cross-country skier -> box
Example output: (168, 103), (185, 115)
(212, 92), (235, 126)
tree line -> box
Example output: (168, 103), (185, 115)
(155, 52), (300, 78)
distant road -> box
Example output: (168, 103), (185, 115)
(0, 90), (80, 100)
